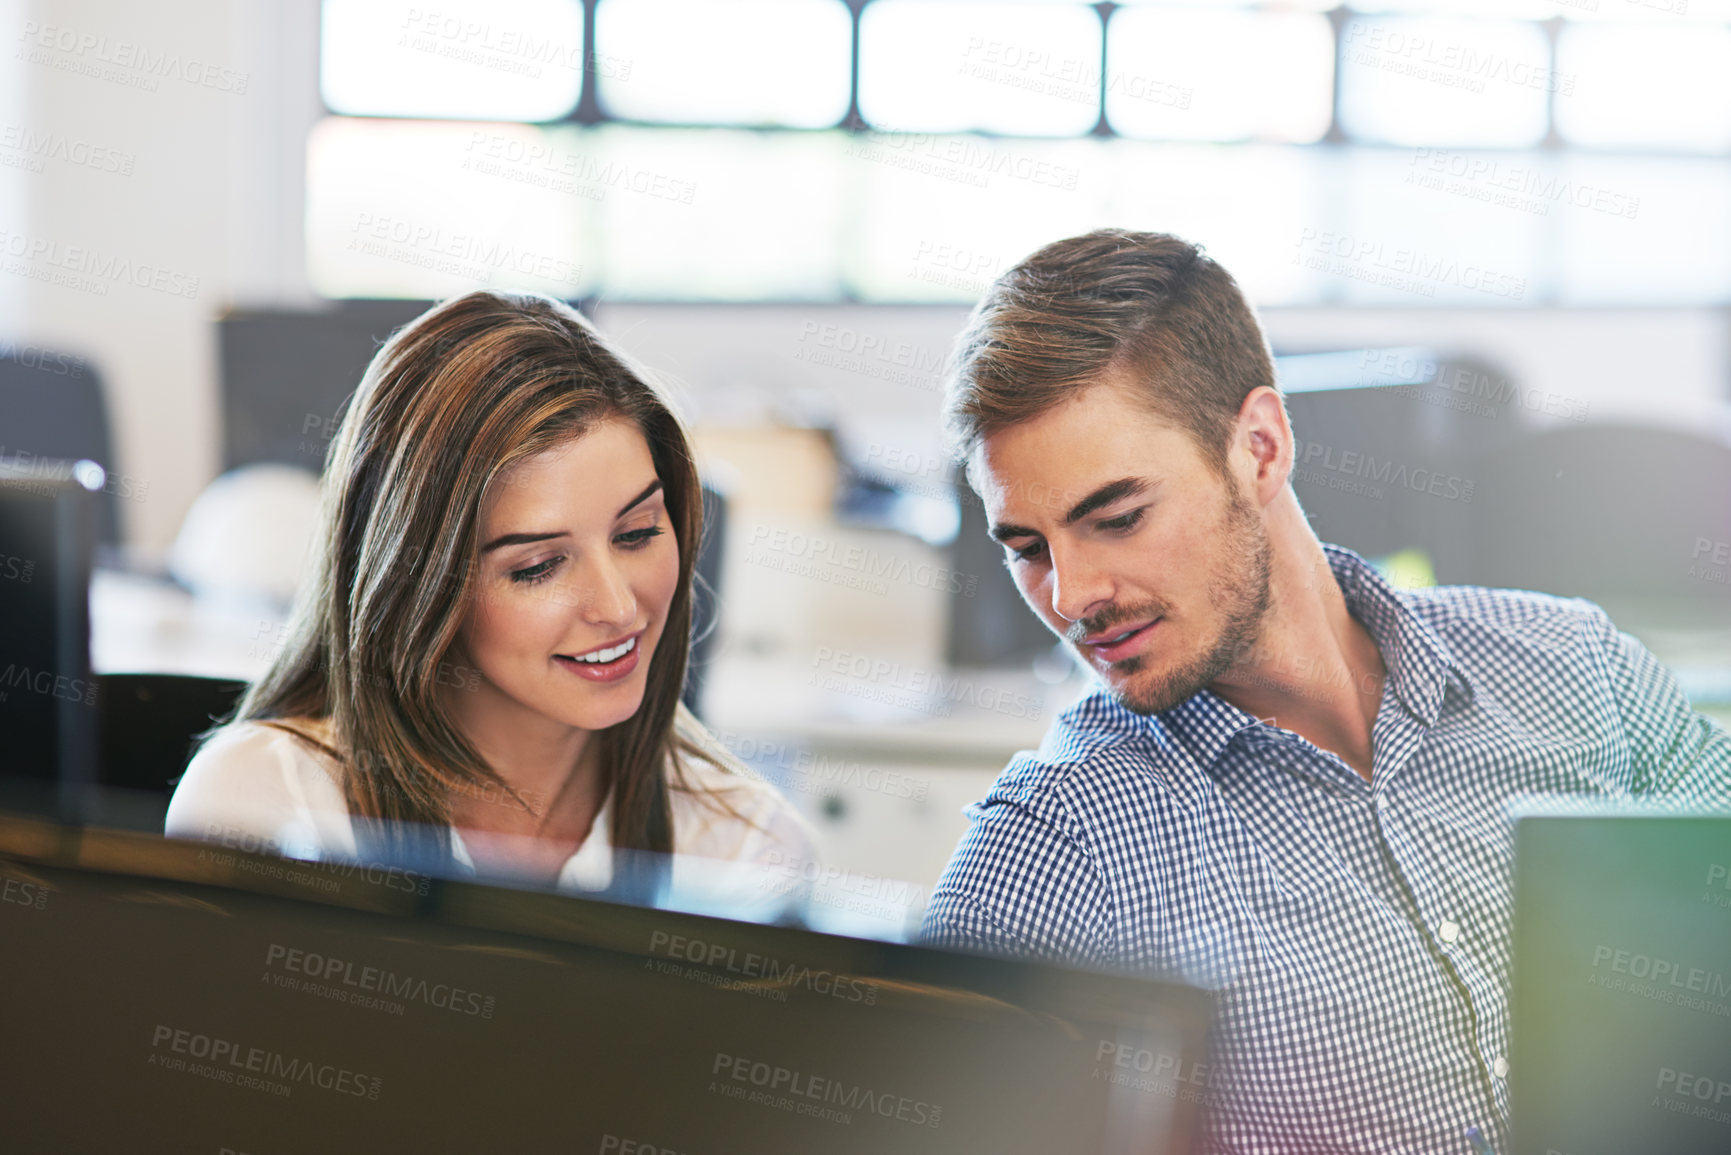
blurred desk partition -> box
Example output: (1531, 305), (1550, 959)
(0, 813), (1213, 1155)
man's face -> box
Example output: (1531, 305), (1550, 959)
(975, 373), (1271, 715)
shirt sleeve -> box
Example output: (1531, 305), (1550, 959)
(919, 795), (1115, 969)
(1597, 612), (1731, 807)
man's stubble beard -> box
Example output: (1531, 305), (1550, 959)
(1101, 486), (1272, 717)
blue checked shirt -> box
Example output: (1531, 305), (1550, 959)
(921, 544), (1731, 1154)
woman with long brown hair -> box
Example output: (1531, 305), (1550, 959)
(166, 290), (815, 891)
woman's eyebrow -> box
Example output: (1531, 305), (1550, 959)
(479, 481), (664, 553)
(617, 479), (663, 518)
(480, 531), (566, 554)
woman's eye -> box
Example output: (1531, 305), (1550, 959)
(1099, 508), (1145, 533)
(510, 558), (560, 584)
(616, 525), (664, 549)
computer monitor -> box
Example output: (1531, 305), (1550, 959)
(0, 464), (98, 801)
(0, 813), (1214, 1154)
(216, 300), (433, 473)
(1510, 808), (1731, 1155)
(1277, 349), (1531, 585)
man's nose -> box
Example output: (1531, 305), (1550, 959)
(1049, 544), (1113, 625)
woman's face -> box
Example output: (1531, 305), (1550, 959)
(454, 418), (680, 736)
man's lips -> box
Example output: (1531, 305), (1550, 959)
(1080, 619), (1159, 663)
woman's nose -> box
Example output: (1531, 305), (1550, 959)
(578, 555), (636, 626)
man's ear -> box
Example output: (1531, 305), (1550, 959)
(1234, 386), (1293, 508)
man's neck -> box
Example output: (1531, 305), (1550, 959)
(1209, 528), (1387, 781)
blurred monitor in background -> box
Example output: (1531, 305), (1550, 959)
(1278, 348), (1529, 587)
(217, 299), (433, 474)
(946, 471), (1063, 669)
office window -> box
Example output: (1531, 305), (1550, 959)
(594, 129), (848, 299)
(1113, 0), (1338, 9)
(1107, 8), (1333, 143)
(1555, 25), (1731, 153)
(858, 1), (1104, 136)
(305, 118), (596, 298)
(1554, 156), (1731, 304)
(1345, 0), (1561, 16)
(1337, 17), (1552, 148)
(594, 0), (852, 127)
(848, 136), (1106, 301)
(320, 0), (585, 121)
(307, 0), (1731, 306)
(1105, 142), (1330, 305)
(1333, 147), (1544, 304)
(1557, 0), (1731, 21)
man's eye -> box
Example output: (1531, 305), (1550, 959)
(1011, 541), (1046, 563)
(1099, 508), (1145, 533)
(510, 558), (560, 584)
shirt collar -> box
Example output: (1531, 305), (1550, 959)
(1323, 543), (1469, 726)
(1156, 544), (1469, 774)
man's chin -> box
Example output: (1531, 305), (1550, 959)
(1099, 657), (1215, 717)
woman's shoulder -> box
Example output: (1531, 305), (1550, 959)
(183, 717), (343, 781)
(164, 718), (354, 857)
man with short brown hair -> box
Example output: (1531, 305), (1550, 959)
(922, 228), (1731, 1153)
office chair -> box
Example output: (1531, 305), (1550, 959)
(0, 345), (120, 546)
(1470, 419), (1731, 629)
(97, 673), (249, 796)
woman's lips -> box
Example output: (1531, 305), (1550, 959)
(1085, 619), (1159, 664)
(553, 632), (643, 684)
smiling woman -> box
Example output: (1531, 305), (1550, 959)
(164, 291), (816, 891)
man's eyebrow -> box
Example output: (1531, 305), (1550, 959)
(1062, 477), (1147, 527)
(481, 480), (664, 553)
(988, 477), (1150, 543)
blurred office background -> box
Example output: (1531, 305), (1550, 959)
(5, 0), (1731, 922)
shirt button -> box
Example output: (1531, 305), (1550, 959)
(1439, 920), (1460, 944)
(1493, 1056), (1509, 1079)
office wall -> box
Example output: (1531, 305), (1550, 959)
(9, 0), (318, 552)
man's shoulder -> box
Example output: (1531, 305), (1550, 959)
(975, 687), (1201, 827)
(1402, 581), (1613, 654)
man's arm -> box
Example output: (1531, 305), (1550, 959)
(1597, 611), (1731, 806)
(920, 796), (1117, 968)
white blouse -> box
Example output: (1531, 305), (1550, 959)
(164, 718), (822, 904)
